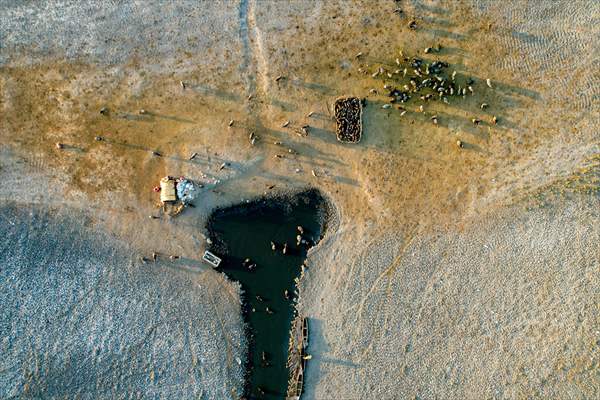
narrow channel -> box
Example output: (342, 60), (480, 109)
(206, 190), (326, 399)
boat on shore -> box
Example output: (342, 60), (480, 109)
(286, 316), (309, 399)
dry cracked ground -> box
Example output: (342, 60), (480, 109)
(1, 1), (598, 399)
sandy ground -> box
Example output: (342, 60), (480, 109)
(0, 0), (598, 399)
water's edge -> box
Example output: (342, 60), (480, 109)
(205, 188), (332, 399)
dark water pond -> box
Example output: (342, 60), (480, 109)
(207, 190), (326, 399)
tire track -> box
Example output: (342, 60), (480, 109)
(238, 0), (270, 101)
(347, 230), (416, 319)
(247, 0), (270, 99)
(238, 0), (255, 97)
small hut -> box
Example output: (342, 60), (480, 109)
(160, 177), (177, 203)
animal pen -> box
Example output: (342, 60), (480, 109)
(334, 97), (363, 143)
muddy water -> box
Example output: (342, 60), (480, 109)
(207, 190), (325, 399)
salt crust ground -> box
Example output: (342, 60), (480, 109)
(0, 199), (245, 399)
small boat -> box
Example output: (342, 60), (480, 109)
(202, 250), (221, 267)
(287, 315), (309, 399)
(301, 317), (309, 349)
(286, 363), (303, 400)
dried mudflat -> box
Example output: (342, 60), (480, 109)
(1, 1), (598, 399)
